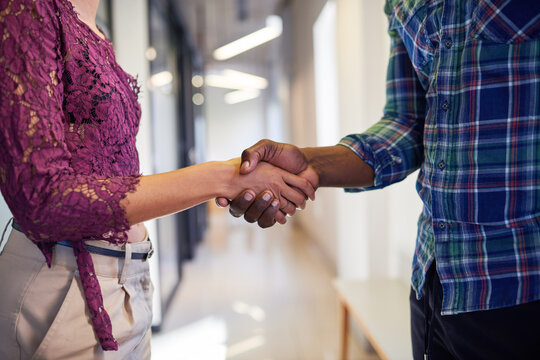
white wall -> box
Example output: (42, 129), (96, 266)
(285, 0), (337, 271)
(111, 0), (163, 325)
(205, 86), (266, 161)
(288, 0), (422, 282)
(335, 0), (390, 280)
(0, 198), (12, 252)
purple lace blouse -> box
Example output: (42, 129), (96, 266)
(0, 0), (143, 351)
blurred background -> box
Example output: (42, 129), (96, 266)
(0, 0), (423, 359)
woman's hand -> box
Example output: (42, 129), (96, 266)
(223, 158), (315, 216)
(216, 140), (319, 227)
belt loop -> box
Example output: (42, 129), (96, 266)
(0, 217), (14, 255)
(119, 242), (132, 285)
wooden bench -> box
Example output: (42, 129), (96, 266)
(333, 279), (412, 360)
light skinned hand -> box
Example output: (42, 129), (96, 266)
(222, 158), (315, 223)
(217, 140), (319, 228)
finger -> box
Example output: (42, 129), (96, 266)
(215, 197), (230, 208)
(257, 200), (280, 228)
(244, 191), (274, 223)
(278, 186), (307, 210)
(282, 172), (316, 201)
(280, 199), (297, 216)
(298, 166), (319, 194)
(288, 185), (306, 211)
(229, 190), (256, 218)
(275, 210), (287, 224)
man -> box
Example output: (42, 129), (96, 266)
(217, 1), (540, 359)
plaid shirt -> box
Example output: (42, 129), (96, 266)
(339, 0), (540, 314)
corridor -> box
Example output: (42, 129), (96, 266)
(152, 205), (379, 360)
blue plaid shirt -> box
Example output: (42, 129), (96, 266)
(340, 0), (540, 314)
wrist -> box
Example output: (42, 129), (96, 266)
(301, 147), (326, 186)
(300, 145), (374, 187)
(219, 158), (242, 199)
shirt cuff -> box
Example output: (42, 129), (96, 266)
(338, 133), (402, 192)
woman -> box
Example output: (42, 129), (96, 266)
(0, 0), (315, 358)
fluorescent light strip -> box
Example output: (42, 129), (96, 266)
(213, 15), (283, 61)
(205, 70), (268, 90)
(205, 74), (240, 89)
(224, 89), (261, 104)
(150, 71), (173, 87)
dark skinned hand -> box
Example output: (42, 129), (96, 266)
(216, 139), (319, 228)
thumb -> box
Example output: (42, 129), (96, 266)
(240, 140), (273, 174)
(240, 158), (255, 174)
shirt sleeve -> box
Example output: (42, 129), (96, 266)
(338, 15), (426, 192)
(0, 0), (139, 244)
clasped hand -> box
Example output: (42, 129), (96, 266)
(219, 140), (319, 227)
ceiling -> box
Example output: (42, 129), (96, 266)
(174, 0), (283, 72)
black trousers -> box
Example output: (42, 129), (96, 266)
(410, 263), (540, 360)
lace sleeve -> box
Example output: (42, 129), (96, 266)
(0, 0), (139, 243)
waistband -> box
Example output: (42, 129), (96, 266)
(11, 219), (153, 261)
(5, 221), (152, 278)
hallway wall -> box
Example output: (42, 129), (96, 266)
(285, 0), (422, 282)
(285, 0), (340, 274)
(205, 86), (266, 162)
(111, 0), (163, 325)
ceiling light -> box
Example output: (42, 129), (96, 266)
(213, 15), (283, 61)
(224, 89), (260, 104)
(192, 93), (205, 106)
(149, 71), (173, 88)
(145, 47), (157, 61)
(205, 70), (268, 90)
(192, 75), (204, 88)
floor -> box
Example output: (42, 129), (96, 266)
(151, 206), (380, 360)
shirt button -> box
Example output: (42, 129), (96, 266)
(444, 38), (453, 49)
(438, 160), (446, 170)
(441, 100), (449, 111)
(438, 222), (446, 230)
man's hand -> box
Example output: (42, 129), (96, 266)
(239, 139), (310, 176)
(216, 140), (319, 228)
(216, 140), (374, 227)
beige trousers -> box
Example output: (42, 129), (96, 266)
(0, 229), (153, 360)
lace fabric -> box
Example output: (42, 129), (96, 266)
(0, 0), (143, 350)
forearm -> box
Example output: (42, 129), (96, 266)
(302, 145), (374, 188)
(123, 161), (236, 224)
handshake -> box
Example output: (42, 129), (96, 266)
(216, 139), (320, 228)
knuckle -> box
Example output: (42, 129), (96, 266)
(233, 199), (252, 211)
(259, 213), (275, 227)
(244, 215), (257, 223)
(260, 139), (272, 146)
(254, 202), (269, 213)
(229, 203), (243, 213)
(245, 207), (264, 222)
(229, 209), (242, 218)
(288, 199), (298, 209)
(261, 217), (277, 228)
(241, 149), (251, 159)
(236, 199), (251, 209)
